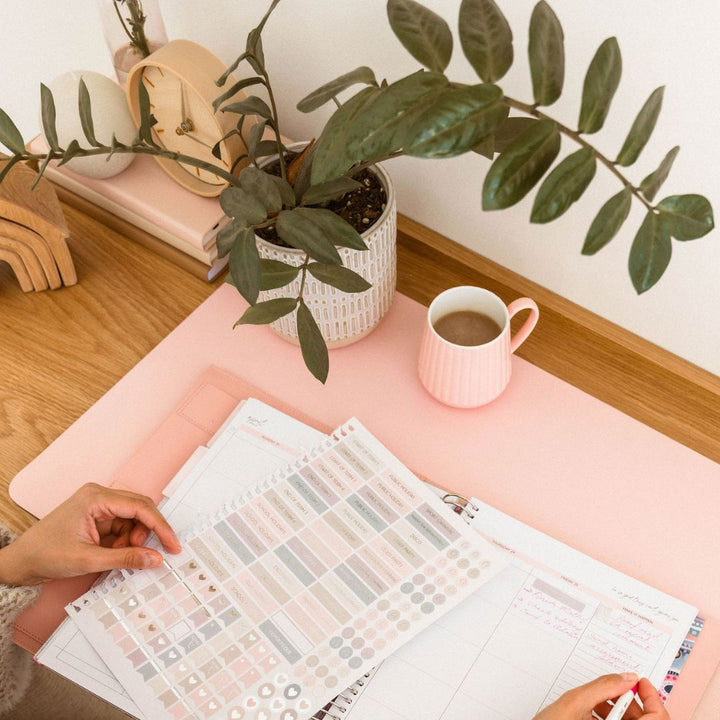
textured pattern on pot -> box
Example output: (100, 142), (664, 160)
(256, 162), (397, 348)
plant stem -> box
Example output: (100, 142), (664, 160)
(502, 95), (653, 211)
(112, 1), (136, 45)
(23, 143), (242, 187)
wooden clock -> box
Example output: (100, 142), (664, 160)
(125, 39), (249, 197)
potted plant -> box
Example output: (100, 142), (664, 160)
(0, 0), (713, 383)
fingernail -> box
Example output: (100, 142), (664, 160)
(141, 552), (162, 568)
(621, 672), (638, 682)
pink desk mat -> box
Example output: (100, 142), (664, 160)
(9, 285), (720, 717)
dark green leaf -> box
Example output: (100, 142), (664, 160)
(40, 84), (60, 151)
(629, 211), (671, 294)
(405, 83), (508, 158)
(657, 194), (714, 241)
(297, 301), (329, 383)
(582, 187), (632, 255)
(137, 79), (157, 144)
(615, 86), (664, 166)
(276, 209), (342, 263)
(78, 78), (100, 147)
(459, 0), (514, 83)
(531, 146), (596, 223)
(578, 37), (622, 134)
(472, 134), (495, 159)
(276, 208), (357, 263)
(216, 52), (250, 87)
(229, 227), (261, 303)
(31, 155), (53, 190)
(0, 108), (25, 155)
(483, 118), (560, 210)
(342, 71), (449, 166)
(212, 77), (265, 112)
(239, 166), (283, 213)
(220, 187), (268, 225)
(251, 140), (281, 160)
(311, 86), (382, 184)
(493, 116), (539, 154)
(242, 0), (281, 75)
(234, 297), (297, 326)
(640, 145), (679, 202)
(294, 208), (368, 250)
(307, 262), (372, 292)
(0, 156), (20, 184)
(246, 118), (268, 161)
(528, 0), (565, 106)
(302, 177), (362, 206)
(259, 259), (300, 290)
(216, 219), (245, 258)
(297, 67), (378, 113)
(213, 129), (239, 160)
(221, 96), (273, 119)
(267, 174), (296, 209)
(387, 0), (453, 73)
(246, 29), (266, 75)
(291, 142), (315, 203)
(58, 139), (82, 166)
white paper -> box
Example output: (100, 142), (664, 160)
(36, 398), (325, 716)
(341, 497), (698, 720)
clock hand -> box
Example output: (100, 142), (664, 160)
(176, 81), (194, 135)
(180, 131), (215, 151)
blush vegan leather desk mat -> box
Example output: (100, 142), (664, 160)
(9, 285), (720, 717)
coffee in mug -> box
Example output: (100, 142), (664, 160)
(432, 310), (503, 346)
(418, 286), (539, 408)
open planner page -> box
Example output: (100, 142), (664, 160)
(66, 421), (505, 720)
(35, 398), (327, 718)
(339, 497), (698, 720)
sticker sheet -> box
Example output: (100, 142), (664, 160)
(68, 420), (504, 720)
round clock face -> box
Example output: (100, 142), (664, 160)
(140, 65), (230, 189)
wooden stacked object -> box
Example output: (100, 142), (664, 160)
(0, 159), (76, 291)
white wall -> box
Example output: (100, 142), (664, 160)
(2, 1), (718, 375)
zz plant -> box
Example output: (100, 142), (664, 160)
(0, 0), (713, 384)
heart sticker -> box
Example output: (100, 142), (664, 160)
(229, 710), (244, 720)
(298, 699), (311, 711)
(245, 698), (257, 709)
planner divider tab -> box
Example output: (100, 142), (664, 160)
(66, 420), (506, 720)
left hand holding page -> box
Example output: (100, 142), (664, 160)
(531, 674), (670, 720)
(0, 483), (180, 585)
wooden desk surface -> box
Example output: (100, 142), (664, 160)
(1, 202), (719, 715)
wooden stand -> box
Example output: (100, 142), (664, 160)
(0, 159), (76, 290)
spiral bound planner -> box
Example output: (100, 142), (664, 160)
(66, 419), (504, 720)
(326, 493), (700, 720)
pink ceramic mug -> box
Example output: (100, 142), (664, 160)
(418, 286), (539, 408)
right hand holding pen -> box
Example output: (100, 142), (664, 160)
(531, 674), (670, 720)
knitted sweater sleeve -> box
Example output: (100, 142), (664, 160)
(0, 525), (41, 715)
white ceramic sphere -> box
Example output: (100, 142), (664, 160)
(42, 70), (137, 178)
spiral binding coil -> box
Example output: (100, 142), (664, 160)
(310, 672), (373, 719)
(442, 493), (479, 520)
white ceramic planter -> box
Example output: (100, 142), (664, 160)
(256, 161), (397, 348)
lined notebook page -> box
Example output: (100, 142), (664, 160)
(67, 422), (504, 720)
(339, 497), (697, 720)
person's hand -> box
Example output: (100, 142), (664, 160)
(0, 483), (180, 586)
(532, 674), (669, 720)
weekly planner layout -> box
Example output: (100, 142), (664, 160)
(67, 418), (504, 720)
(337, 497), (699, 720)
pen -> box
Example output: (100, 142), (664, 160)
(605, 683), (639, 720)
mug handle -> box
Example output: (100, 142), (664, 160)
(507, 298), (539, 353)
